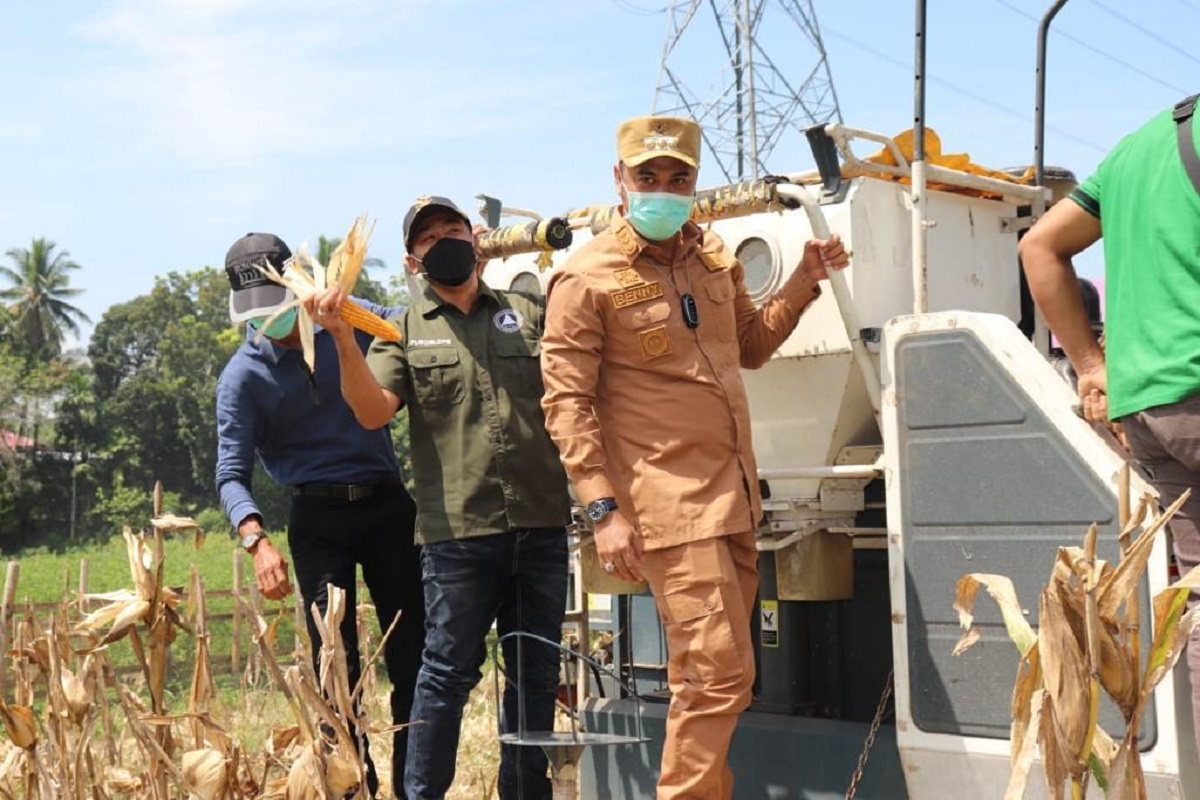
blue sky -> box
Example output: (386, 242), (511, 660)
(2, 0), (1198, 342)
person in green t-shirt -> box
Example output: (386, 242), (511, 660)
(1020, 95), (1200, 754)
(309, 197), (572, 800)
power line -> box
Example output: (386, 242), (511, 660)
(991, 0), (1189, 96)
(611, 0), (667, 15)
(1176, 0), (1200, 14)
(823, 26), (1109, 156)
(1088, 0), (1200, 69)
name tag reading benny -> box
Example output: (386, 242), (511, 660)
(611, 281), (664, 309)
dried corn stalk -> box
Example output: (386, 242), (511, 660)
(955, 484), (1195, 799)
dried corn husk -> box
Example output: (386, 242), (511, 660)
(104, 766), (143, 795)
(59, 667), (91, 724)
(0, 702), (37, 749)
(182, 747), (229, 800)
(76, 529), (183, 646)
(151, 512), (206, 550)
(285, 743), (324, 800)
(267, 725), (302, 756)
(324, 747), (361, 797)
(325, 217), (374, 292)
(256, 215), (398, 371)
(285, 740), (361, 800)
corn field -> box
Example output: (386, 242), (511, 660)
(0, 486), (506, 799)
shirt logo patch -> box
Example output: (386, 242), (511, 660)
(639, 325), (672, 360)
(613, 268), (646, 288)
(611, 281), (664, 310)
(493, 308), (524, 334)
(410, 338), (453, 347)
(615, 224), (640, 256)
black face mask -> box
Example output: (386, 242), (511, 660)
(419, 237), (476, 287)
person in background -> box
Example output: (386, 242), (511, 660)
(308, 197), (572, 800)
(215, 232), (424, 798)
(1020, 93), (1200, 754)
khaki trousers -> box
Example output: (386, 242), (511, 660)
(1121, 391), (1200, 758)
(641, 531), (759, 800)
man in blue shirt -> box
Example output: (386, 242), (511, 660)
(215, 232), (423, 798)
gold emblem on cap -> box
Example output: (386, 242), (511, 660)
(643, 133), (681, 152)
(413, 195), (433, 208)
(639, 325), (672, 360)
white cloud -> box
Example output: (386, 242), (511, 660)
(71, 0), (572, 166)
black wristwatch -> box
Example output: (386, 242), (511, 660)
(585, 497), (618, 523)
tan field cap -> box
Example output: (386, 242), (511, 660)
(617, 115), (701, 168)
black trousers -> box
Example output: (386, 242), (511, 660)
(288, 482), (424, 799)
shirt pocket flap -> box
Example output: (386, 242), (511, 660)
(493, 336), (541, 358)
(660, 583), (725, 624)
(616, 299), (672, 330)
(410, 347), (460, 369)
(704, 278), (736, 304)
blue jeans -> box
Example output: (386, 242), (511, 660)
(404, 527), (568, 800)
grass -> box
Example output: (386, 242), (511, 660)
(9, 528), (288, 603)
(8, 531), (303, 685)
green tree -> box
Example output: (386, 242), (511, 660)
(0, 238), (91, 359)
(85, 268), (236, 521)
(0, 315), (89, 550)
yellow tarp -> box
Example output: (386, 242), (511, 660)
(845, 128), (1035, 199)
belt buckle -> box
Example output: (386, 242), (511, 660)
(347, 484), (369, 502)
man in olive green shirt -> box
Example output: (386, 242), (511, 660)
(310, 196), (571, 800)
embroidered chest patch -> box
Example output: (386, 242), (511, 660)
(611, 281), (664, 310)
(639, 325), (672, 360)
(613, 268), (646, 288)
(493, 308), (524, 334)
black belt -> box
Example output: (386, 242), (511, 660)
(291, 476), (401, 502)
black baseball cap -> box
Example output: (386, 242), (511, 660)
(225, 232), (295, 323)
(402, 196), (471, 253)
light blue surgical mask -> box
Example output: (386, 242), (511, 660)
(624, 189), (694, 241)
(249, 306), (298, 339)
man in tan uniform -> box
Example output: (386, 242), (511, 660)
(540, 115), (848, 799)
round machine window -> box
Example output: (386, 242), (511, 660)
(735, 236), (779, 301)
(509, 271), (543, 296)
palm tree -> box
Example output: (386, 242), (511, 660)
(0, 238), (91, 358)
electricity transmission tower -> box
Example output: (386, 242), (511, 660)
(653, 0), (842, 183)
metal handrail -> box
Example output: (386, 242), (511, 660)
(824, 124), (1046, 206)
(774, 183), (882, 426)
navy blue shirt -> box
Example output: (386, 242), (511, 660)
(216, 299), (402, 529)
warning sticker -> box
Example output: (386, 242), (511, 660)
(760, 599), (779, 649)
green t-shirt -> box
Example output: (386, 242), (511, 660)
(1071, 106), (1200, 419)
(366, 280), (572, 544)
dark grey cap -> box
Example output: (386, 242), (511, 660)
(402, 196), (471, 253)
(224, 232), (295, 323)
